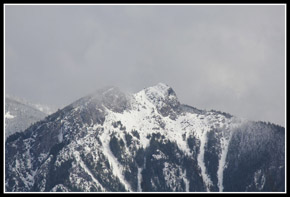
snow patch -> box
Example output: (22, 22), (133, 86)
(254, 169), (266, 190)
(73, 151), (105, 192)
(99, 130), (133, 192)
(196, 127), (213, 192)
(50, 184), (69, 192)
(137, 167), (143, 192)
(217, 133), (232, 192)
(58, 128), (63, 143)
(181, 169), (190, 192)
(152, 149), (168, 160)
(5, 111), (15, 119)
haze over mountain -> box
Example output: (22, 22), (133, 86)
(4, 95), (56, 139)
(5, 83), (285, 192)
(5, 5), (285, 126)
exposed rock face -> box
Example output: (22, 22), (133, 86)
(5, 83), (285, 192)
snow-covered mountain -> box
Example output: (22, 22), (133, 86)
(4, 96), (50, 139)
(5, 83), (285, 192)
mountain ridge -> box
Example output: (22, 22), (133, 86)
(5, 83), (285, 192)
(5, 97), (48, 139)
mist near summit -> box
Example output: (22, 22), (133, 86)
(5, 4), (285, 126)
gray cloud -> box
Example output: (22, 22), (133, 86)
(5, 4), (285, 126)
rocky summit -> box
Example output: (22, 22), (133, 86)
(5, 83), (285, 192)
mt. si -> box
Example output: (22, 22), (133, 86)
(5, 83), (285, 192)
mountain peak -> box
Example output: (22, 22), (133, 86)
(72, 86), (131, 114)
(152, 82), (171, 89)
(145, 82), (173, 95)
(5, 83), (285, 192)
(139, 83), (180, 119)
(143, 83), (177, 101)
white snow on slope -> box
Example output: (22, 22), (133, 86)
(180, 169), (190, 192)
(99, 85), (243, 192)
(11, 84), (245, 192)
(196, 127), (213, 192)
(216, 119), (245, 192)
(137, 167), (143, 192)
(99, 128), (133, 192)
(217, 133), (232, 192)
(73, 151), (105, 192)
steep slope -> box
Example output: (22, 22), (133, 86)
(5, 83), (285, 192)
(5, 97), (48, 139)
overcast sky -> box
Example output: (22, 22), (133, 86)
(5, 4), (285, 126)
